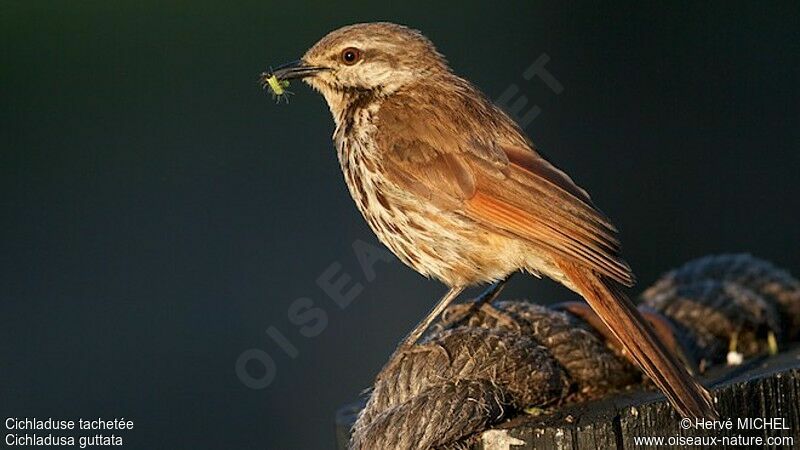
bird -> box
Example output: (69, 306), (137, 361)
(265, 22), (717, 419)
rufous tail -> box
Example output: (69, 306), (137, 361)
(558, 260), (718, 419)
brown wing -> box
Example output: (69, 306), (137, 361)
(375, 87), (634, 286)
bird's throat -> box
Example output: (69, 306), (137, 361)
(333, 88), (382, 136)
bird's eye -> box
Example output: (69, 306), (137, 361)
(341, 47), (361, 65)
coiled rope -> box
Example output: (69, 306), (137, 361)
(350, 254), (800, 449)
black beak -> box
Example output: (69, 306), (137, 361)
(263, 60), (328, 82)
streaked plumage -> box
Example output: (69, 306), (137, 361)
(269, 22), (717, 419)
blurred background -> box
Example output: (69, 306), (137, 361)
(1, 1), (798, 448)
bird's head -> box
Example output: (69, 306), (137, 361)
(267, 23), (449, 112)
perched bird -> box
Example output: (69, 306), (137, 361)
(266, 22), (717, 419)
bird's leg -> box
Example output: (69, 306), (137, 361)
(447, 274), (515, 328)
(398, 286), (465, 350)
(382, 286), (465, 374)
(381, 286), (465, 375)
(474, 273), (514, 309)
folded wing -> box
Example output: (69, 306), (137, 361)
(376, 92), (634, 286)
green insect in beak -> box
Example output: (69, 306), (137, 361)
(261, 60), (329, 104)
(261, 72), (291, 103)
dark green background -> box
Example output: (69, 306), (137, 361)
(2, 2), (798, 449)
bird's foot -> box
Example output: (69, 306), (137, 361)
(476, 302), (520, 330)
